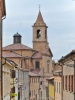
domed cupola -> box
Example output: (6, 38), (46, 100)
(13, 32), (22, 44)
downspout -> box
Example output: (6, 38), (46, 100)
(1, 15), (6, 100)
(0, 19), (3, 100)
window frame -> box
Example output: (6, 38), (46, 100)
(35, 61), (40, 69)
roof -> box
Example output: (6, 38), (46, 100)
(59, 50), (75, 62)
(3, 43), (35, 51)
(52, 62), (62, 72)
(2, 57), (18, 67)
(3, 51), (31, 58)
(33, 11), (46, 26)
(0, 0), (6, 18)
(6, 58), (18, 66)
(32, 52), (42, 59)
(3, 51), (23, 58)
(42, 48), (53, 57)
(29, 72), (40, 76)
(29, 69), (43, 76)
(13, 32), (22, 37)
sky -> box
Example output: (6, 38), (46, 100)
(3, 0), (75, 61)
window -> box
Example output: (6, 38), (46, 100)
(55, 82), (56, 92)
(47, 63), (49, 73)
(32, 78), (33, 83)
(46, 87), (49, 97)
(47, 60), (50, 73)
(11, 87), (15, 98)
(37, 30), (41, 38)
(69, 75), (70, 91)
(30, 77), (31, 83)
(57, 82), (58, 93)
(34, 78), (35, 83)
(41, 91), (42, 98)
(35, 61), (40, 69)
(11, 70), (15, 78)
(29, 91), (31, 96)
(34, 90), (35, 95)
(45, 30), (47, 39)
(63, 76), (64, 90)
(38, 78), (39, 83)
(71, 75), (73, 92)
(59, 82), (60, 93)
(11, 87), (15, 93)
(65, 76), (67, 90)
(36, 77), (37, 83)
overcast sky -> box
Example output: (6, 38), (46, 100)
(3, 0), (75, 61)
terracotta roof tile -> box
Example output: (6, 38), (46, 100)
(3, 51), (23, 58)
(42, 48), (53, 57)
(42, 48), (49, 54)
(3, 51), (32, 59)
(32, 52), (42, 59)
(29, 69), (43, 76)
(3, 43), (34, 51)
(6, 58), (18, 66)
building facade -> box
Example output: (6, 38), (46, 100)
(3, 58), (12, 100)
(32, 10), (53, 100)
(48, 77), (54, 100)
(59, 50), (75, 100)
(53, 62), (62, 100)
(2, 58), (18, 100)
(18, 68), (29, 100)
(2, 10), (53, 100)
(29, 69), (41, 100)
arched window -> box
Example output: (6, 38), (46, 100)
(37, 30), (41, 38)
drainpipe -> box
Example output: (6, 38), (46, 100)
(73, 60), (75, 100)
(0, 19), (2, 100)
(0, 14), (6, 100)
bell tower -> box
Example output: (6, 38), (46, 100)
(32, 10), (49, 53)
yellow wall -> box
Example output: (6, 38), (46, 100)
(49, 83), (54, 99)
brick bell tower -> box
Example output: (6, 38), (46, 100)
(32, 10), (49, 53)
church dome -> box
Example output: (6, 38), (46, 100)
(13, 32), (21, 37)
(13, 32), (22, 44)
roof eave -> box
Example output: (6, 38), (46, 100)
(1, 0), (6, 19)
